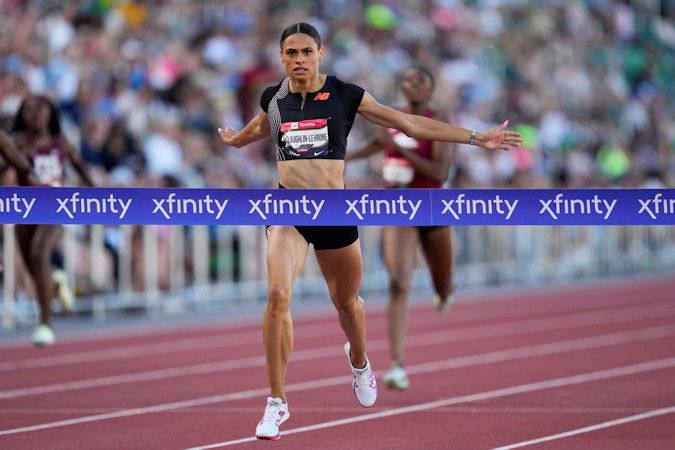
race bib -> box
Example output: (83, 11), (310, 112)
(33, 150), (64, 187)
(280, 119), (329, 158)
(382, 156), (414, 186)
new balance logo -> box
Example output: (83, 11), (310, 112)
(313, 92), (330, 100)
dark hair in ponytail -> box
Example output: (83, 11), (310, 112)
(280, 22), (322, 49)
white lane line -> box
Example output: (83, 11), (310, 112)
(405, 303), (674, 348)
(0, 303), (675, 399)
(402, 325), (675, 374)
(492, 406), (675, 449)
(0, 334), (251, 372)
(2, 276), (671, 351)
(0, 326), (673, 436)
(184, 358), (675, 449)
(0, 322), (344, 372)
(4, 292), (671, 371)
(1, 314), (674, 400)
(0, 375), (344, 437)
(0, 303), (673, 400)
(0, 406), (650, 415)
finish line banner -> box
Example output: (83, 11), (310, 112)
(0, 187), (673, 226)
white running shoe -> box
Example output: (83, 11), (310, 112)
(255, 397), (289, 440)
(383, 365), (409, 390)
(434, 293), (455, 313)
(52, 269), (74, 312)
(344, 342), (377, 407)
(31, 324), (55, 347)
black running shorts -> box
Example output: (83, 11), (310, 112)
(293, 225), (359, 250)
(268, 185), (359, 249)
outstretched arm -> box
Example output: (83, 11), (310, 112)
(0, 130), (31, 176)
(357, 93), (522, 151)
(218, 111), (271, 148)
(0, 131), (47, 186)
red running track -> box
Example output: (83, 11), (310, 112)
(0, 277), (674, 449)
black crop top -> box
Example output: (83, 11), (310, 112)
(260, 75), (365, 161)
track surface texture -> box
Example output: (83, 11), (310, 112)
(1, 277), (674, 449)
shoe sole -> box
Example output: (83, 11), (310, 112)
(31, 328), (55, 347)
(256, 435), (280, 440)
(255, 410), (289, 440)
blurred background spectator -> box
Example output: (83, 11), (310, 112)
(0, 0), (671, 191)
(0, 1), (673, 316)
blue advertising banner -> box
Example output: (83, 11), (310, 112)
(429, 189), (675, 225)
(0, 187), (673, 226)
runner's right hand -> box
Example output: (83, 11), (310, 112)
(218, 127), (237, 146)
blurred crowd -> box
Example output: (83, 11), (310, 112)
(0, 0), (673, 191)
(0, 0), (674, 300)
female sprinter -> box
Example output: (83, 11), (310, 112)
(218, 23), (522, 440)
(347, 66), (454, 391)
(3, 96), (94, 346)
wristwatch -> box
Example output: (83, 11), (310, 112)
(469, 130), (477, 145)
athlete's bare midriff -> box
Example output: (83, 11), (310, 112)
(277, 159), (345, 189)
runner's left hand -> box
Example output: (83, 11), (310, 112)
(478, 121), (523, 151)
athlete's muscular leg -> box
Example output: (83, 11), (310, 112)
(316, 240), (367, 369)
(16, 224), (62, 325)
(15, 224), (38, 315)
(264, 226), (309, 401)
(420, 226), (455, 299)
(382, 226), (418, 366)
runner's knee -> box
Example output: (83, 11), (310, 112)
(332, 294), (360, 316)
(267, 283), (291, 314)
(389, 278), (410, 298)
